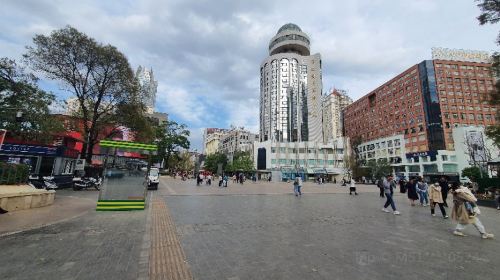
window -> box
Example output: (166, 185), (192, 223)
(442, 155), (448, 161)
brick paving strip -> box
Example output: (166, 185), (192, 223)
(149, 197), (193, 280)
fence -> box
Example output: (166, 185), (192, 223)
(0, 162), (30, 185)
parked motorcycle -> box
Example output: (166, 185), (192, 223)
(28, 175), (57, 190)
(73, 176), (102, 191)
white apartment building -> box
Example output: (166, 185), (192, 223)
(355, 126), (498, 181)
(254, 138), (346, 181)
(218, 128), (259, 162)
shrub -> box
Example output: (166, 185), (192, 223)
(0, 162), (30, 185)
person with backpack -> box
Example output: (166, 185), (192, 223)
(377, 178), (384, 198)
(416, 177), (429, 206)
(451, 182), (494, 239)
(381, 174), (400, 215)
(293, 175), (302, 197)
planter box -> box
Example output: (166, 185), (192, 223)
(0, 185), (55, 212)
(476, 199), (497, 209)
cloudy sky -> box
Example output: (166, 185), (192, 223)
(1, 0), (498, 150)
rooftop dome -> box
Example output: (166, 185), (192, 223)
(277, 23), (302, 34)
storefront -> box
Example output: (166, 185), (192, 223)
(0, 143), (79, 176)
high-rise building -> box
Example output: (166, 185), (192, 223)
(259, 23), (323, 143)
(136, 66), (158, 114)
(344, 48), (498, 179)
(255, 24), (346, 181)
(322, 88), (353, 143)
(344, 48), (496, 153)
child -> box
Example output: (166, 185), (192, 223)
(349, 180), (358, 195)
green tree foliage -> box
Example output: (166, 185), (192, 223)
(366, 159), (392, 181)
(153, 120), (190, 169)
(0, 58), (62, 142)
(476, 0), (500, 147)
(24, 26), (150, 163)
(167, 151), (194, 173)
(462, 166), (488, 181)
(203, 152), (228, 174)
(226, 151), (254, 172)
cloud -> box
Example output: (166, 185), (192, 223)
(1, 0), (498, 151)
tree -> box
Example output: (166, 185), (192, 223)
(24, 26), (150, 163)
(476, 0), (500, 147)
(227, 151), (254, 173)
(462, 166), (488, 181)
(153, 120), (190, 170)
(167, 151), (194, 173)
(0, 58), (62, 142)
(203, 152), (228, 174)
(366, 158), (392, 181)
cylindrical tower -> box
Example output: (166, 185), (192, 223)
(260, 23), (323, 143)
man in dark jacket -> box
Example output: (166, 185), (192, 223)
(377, 178), (384, 198)
(439, 177), (449, 207)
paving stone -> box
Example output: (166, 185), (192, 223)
(164, 188), (500, 280)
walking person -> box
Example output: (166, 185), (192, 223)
(494, 189), (500, 210)
(451, 182), (494, 239)
(382, 175), (400, 215)
(399, 178), (407, 193)
(439, 177), (450, 207)
(293, 176), (302, 197)
(416, 177), (429, 206)
(349, 179), (358, 195)
(429, 182), (448, 218)
(406, 178), (419, 206)
(377, 177), (385, 198)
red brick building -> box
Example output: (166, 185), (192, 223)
(344, 49), (496, 153)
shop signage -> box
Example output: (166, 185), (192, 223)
(405, 151), (437, 159)
(0, 143), (57, 156)
(75, 159), (85, 171)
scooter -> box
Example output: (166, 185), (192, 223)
(28, 175), (58, 190)
(73, 177), (102, 191)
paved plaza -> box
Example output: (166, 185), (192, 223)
(163, 178), (500, 280)
(0, 177), (499, 280)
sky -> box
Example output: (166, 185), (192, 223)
(1, 0), (498, 150)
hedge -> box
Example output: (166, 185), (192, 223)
(0, 162), (30, 185)
(476, 177), (500, 193)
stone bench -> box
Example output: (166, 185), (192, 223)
(0, 185), (55, 212)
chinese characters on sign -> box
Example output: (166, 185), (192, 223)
(431, 47), (490, 63)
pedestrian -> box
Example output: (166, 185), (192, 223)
(381, 175), (400, 215)
(439, 177), (450, 207)
(429, 182), (448, 218)
(451, 182), (494, 239)
(239, 173), (244, 185)
(406, 178), (419, 206)
(349, 179), (358, 195)
(223, 174), (228, 187)
(293, 176), (302, 196)
(377, 178), (385, 198)
(416, 177), (429, 206)
(207, 174), (212, 186)
(399, 178), (407, 193)
(495, 189), (500, 210)
(333, 177), (337, 184)
(268, 175), (272, 182)
(232, 174), (237, 184)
